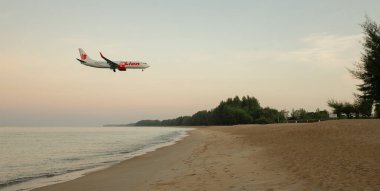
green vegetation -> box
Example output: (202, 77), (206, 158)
(289, 108), (329, 121)
(134, 96), (329, 126)
(329, 16), (380, 118)
(327, 98), (372, 118)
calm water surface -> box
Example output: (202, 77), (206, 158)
(0, 127), (190, 191)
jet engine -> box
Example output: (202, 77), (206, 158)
(117, 64), (126, 71)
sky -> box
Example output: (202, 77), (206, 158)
(1, 0), (380, 126)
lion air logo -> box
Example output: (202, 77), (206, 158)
(81, 54), (87, 60)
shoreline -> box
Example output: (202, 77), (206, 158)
(32, 119), (380, 191)
(32, 129), (202, 191)
(3, 128), (191, 191)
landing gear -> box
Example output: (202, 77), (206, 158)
(113, 69), (116, 72)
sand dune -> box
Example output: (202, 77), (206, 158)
(33, 119), (380, 191)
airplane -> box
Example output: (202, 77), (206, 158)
(76, 48), (150, 72)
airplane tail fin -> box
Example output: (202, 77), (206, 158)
(78, 48), (95, 62)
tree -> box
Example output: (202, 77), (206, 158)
(291, 108), (308, 120)
(341, 102), (355, 118)
(257, 107), (285, 124)
(190, 110), (212, 125)
(375, 104), (380, 118)
(350, 16), (380, 118)
(289, 108), (328, 120)
(327, 99), (344, 118)
(244, 96), (261, 119)
(328, 98), (373, 118)
(134, 120), (161, 126)
(353, 96), (373, 117)
(314, 109), (329, 120)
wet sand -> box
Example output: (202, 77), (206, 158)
(33, 119), (380, 191)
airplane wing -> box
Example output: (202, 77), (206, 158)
(100, 52), (119, 69)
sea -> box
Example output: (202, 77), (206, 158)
(0, 127), (191, 191)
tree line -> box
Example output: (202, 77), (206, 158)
(327, 98), (372, 118)
(134, 96), (329, 126)
(289, 108), (329, 121)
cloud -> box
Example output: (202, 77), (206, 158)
(236, 33), (363, 69)
(284, 33), (362, 67)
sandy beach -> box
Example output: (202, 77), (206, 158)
(33, 119), (380, 191)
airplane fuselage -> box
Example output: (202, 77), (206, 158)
(76, 48), (150, 72)
(82, 61), (149, 70)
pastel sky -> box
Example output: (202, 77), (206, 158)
(1, 0), (380, 126)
